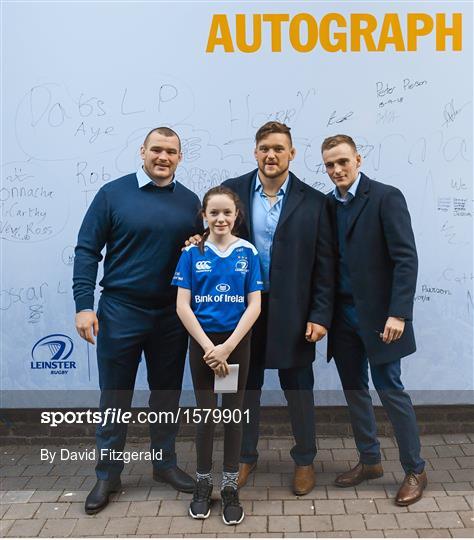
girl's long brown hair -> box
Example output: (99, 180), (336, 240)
(199, 186), (244, 253)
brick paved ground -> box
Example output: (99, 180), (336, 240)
(1, 435), (473, 538)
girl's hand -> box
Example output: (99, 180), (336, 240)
(203, 344), (231, 366)
(203, 345), (231, 377)
(203, 343), (215, 357)
(214, 359), (230, 378)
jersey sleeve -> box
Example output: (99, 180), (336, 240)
(171, 249), (192, 289)
(246, 248), (264, 293)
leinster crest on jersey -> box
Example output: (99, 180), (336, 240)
(234, 258), (248, 272)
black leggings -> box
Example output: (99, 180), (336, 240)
(189, 331), (251, 474)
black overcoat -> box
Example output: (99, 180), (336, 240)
(223, 170), (335, 369)
(327, 173), (418, 365)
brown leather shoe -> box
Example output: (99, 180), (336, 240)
(334, 462), (384, 487)
(237, 462), (257, 489)
(293, 464), (315, 496)
(395, 471), (427, 506)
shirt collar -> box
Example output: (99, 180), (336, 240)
(136, 166), (176, 191)
(333, 172), (361, 203)
(254, 172), (290, 196)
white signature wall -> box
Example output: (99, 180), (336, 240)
(1, 1), (472, 407)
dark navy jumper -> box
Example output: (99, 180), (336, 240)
(73, 173), (202, 479)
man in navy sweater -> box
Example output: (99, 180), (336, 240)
(73, 127), (202, 514)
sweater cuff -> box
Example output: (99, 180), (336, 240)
(75, 295), (95, 313)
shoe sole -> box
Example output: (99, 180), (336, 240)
(222, 509), (245, 525)
(85, 505), (106, 516)
(189, 507), (211, 519)
(394, 493), (422, 506)
(84, 483), (121, 515)
(153, 475), (195, 494)
(293, 484), (315, 496)
(237, 463), (257, 489)
(334, 471), (384, 488)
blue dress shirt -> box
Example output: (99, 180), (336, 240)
(251, 173), (290, 292)
(332, 173), (361, 203)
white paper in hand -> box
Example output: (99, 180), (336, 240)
(214, 364), (239, 394)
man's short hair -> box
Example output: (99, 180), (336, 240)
(143, 127), (181, 150)
(255, 121), (292, 146)
(321, 134), (357, 153)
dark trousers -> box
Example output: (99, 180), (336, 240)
(95, 295), (188, 480)
(240, 295), (316, 466)
(189, 332), (251, 474)
(332, 304), (425, 474)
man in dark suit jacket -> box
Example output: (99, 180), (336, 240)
(322, 134), (427, 506)
(223, 122), (335, 495)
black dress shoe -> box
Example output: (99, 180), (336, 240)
(85, 478), (121, 515)
(153, 466), (195, 493)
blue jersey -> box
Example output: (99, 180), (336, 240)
(172, 239), (263, 333)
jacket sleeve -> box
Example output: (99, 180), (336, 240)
(381, 187), (418, 320)
(308, 198), (336, 328)
(72, 188), (111, 312)
(193, 196), (204, 235)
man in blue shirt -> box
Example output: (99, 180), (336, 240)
(73, 127), (202, 514)
(323, 134), (427, 506)
(222, 122), (335, 496)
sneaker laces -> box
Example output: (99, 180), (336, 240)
(221, 486), (240, 508)
(194, 480), (211, 501)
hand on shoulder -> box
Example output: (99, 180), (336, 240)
(183, 234), (202, 250)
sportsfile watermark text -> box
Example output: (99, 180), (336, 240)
(41, 408), (250, 427)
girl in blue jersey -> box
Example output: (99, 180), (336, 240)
(172, 186), (262, 525)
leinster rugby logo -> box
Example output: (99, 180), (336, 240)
(235, 259), (248, 272)
(216, 283), (230, 293)
(31, 334), (76, 375)
(195, 260), (212, 272)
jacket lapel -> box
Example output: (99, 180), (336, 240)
(233, 170), (254, 235)
(345, 173), (370, 237)
(274, 172), (305, 233)
(327, 193), (337, 227)
(244, 172), (255, 235)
